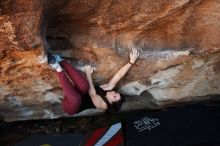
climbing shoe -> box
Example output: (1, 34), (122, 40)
(47, 54), (62, 71)
(47, 54), (56, 65)
(53, 54), (63, 63)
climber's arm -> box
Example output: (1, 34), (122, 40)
(84, 66), (107, 110)
(100, 48), (139, 90)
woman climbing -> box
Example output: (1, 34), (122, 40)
(48, 48), (139, 115)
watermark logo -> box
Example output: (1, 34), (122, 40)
(133, 116), (160, 132)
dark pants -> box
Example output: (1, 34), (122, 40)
(57, 60), (89, 115)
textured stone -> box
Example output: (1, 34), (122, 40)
(0, 0), (220, 121)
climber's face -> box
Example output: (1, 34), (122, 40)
(106, 91), (121, 104)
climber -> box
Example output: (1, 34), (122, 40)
(48, 48), (139, 115)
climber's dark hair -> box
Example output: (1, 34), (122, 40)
(103, 93), (125, 114)
(95, 85), (125, 113)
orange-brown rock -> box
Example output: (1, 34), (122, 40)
(0, 0), (219, 121)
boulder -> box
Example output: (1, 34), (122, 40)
(0, 0), (219, 121)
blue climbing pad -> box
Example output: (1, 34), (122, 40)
(123, 103), (220, 146)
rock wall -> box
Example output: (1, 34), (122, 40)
(0, 0), (219, 121)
